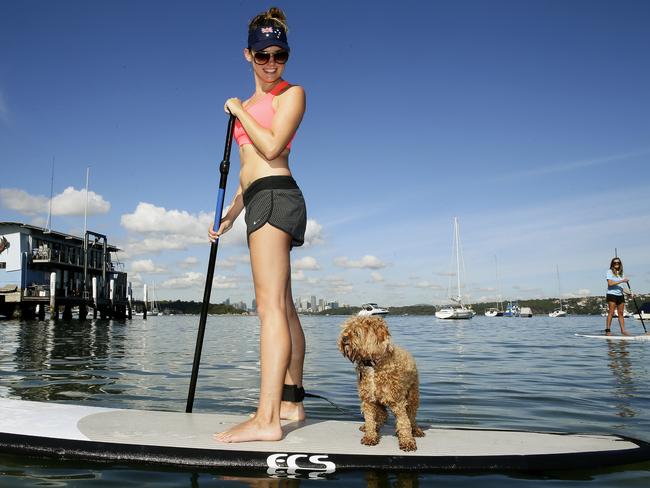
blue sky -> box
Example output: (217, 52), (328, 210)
(1, 0), (649, 307)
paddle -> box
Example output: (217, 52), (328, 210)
(186, 114), (236, 413)
(626, 282), (647, 334)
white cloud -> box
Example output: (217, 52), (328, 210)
(303, 219), (324, 247)
(158, 272), (239, 290)
(52, 187), (110, 216)
(120, 202), (247, 255)
(293, 256), (320, 270)
(334, 255), (386, 269)
(0, 187), (110, 217)
(0, 189), (48, 215)
(121, 202), (210, 234)
(130, 259), (166, 274)
(179, 256), (199, 268)
(370, 272), (384, 282)
(414, 280), (444, 290)
(292, 269), (306, 281)
(322, 276), (354, 294)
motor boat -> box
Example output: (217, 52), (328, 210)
(358, 303), (389, 316)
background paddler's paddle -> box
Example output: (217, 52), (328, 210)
(627, 282), (647, 334)
(186, 113), (236, 413)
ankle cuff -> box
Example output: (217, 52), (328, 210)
(282, 384), (305, 402)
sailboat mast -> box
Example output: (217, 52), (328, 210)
(83, 167), (90, 238)
(46, 156), (55, 232)
(556, 264), (563, 308)
(455, 217), (461, 300)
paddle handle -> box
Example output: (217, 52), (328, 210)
(626, 282), (647, 333)
(186, 114), (236, 413)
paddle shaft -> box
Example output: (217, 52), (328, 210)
(186, 114), (236, 413)
(626, 282), (647, 333)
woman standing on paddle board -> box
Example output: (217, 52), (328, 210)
(605, 257), (631, 336)
(209, 7), (307, 443)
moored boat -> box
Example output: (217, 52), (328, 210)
(357, 303), (389, 316)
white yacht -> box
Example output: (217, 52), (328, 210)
(519, 307), (533, 318)
(435, 217), (473, 320)
(484, 308), (503, 317)
(358, 303), (389, 316)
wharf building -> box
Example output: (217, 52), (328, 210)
(0, 222), (132, 320)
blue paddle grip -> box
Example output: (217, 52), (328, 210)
(213, 188), (226, 236)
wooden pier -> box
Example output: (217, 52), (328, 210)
(0, 222), (132, 320)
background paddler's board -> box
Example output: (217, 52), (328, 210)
(575, 333), (650, 341)
(1, 398), (649, 473)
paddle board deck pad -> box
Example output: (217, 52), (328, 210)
(1, 399), (649, 474)
(575, 333), (650, 341)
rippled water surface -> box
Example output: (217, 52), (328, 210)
(1, 314), (649, 486)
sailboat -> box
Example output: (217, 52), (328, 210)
(150, 282), (162, 316)
(436, 217), (473, 320)
(485, 255), (504, 317)
(548, 265), (567, 317)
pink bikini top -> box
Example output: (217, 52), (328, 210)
(233, 80), (296, 150)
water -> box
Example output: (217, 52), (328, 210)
(0, 314), (649, 486)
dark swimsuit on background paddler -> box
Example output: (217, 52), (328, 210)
(234, 80), (306, 249)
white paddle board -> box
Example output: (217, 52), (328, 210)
(575, 333), (650, 341)
(0, 398), (648, 473)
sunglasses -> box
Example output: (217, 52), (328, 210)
(613, 262), (621, 265)
(252, 50), (289, 65)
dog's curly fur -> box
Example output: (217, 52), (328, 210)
(337, 316), (424, 451)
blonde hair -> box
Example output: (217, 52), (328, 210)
(248, 7), (288, 33)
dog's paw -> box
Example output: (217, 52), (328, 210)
(412, 426), (425, 437)
(398, 437), (417, 452)
(359, 424), (366, 432)
(361, 434), (380, 446)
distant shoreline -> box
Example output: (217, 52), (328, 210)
(134, 294), (648, 317)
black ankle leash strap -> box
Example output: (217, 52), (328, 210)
(282, 384), (361, 417)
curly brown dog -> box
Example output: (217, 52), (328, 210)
(337, 315), (424, 451)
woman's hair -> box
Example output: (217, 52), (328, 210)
(610, 257), (623, 277)
(248, 7), (288, 33)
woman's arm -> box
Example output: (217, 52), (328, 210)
(607, 277), (629, 287)
(226, 86), (306, 160)
(208, 185), (244, 241)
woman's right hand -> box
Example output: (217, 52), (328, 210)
(208, 219), (233, 243)
(224, 98), (243, 117)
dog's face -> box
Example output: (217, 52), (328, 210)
(338, 316), (394, 364)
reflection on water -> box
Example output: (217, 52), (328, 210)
(2, 319), (127, 402)
(0, 314), (649, 486)
(607, 340), (636, 418)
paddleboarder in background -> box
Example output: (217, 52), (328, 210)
(605, 257), (632, 336)
(209, 7), (307, 443)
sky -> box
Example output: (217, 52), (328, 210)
(1, 0), (649, 307)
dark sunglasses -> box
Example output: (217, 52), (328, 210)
(252, 50), (289, 65)
(613, 261), (621, 265)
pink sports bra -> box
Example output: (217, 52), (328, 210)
(233, 80), (296, 150)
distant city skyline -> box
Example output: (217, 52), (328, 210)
(2, 1), (649, 306)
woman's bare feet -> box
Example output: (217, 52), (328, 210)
(214, 416), (283, 443)
(248, 402), (306, 421)
(281, 401), (305, 421)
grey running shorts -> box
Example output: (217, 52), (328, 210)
(243, 175), (307, 249)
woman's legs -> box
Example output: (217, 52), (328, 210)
(616, 301), (629, 335)
(606, 300), (616, 334)
(214, 223), (292, 442)
(281, 279), (306, 420)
